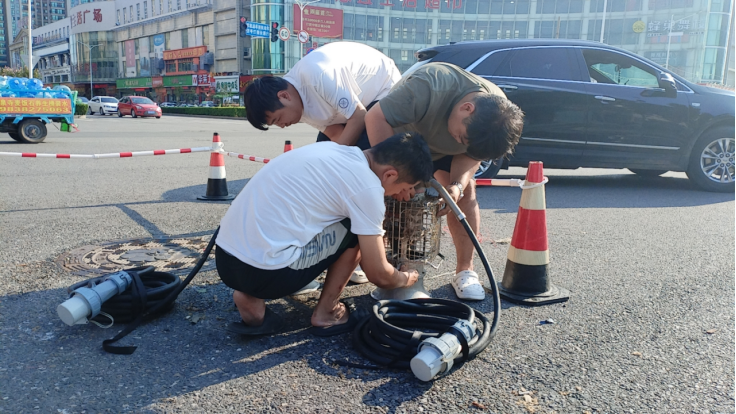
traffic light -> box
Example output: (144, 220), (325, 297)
(271, 22), (279, 42)
(240, 17), (247, 38)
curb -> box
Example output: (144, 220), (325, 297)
(161, 113), (248, 121)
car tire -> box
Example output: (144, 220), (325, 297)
(686, 126), (735, 193)
(89, 109), (95, 115)
(8, 131), (22, 142)
(474, 158), (503, 179)
(17, 119), (47, 143)
(118, 111), (123, 117)
(628, 169), (667, 177)
(156, 116), (161, 119)
(131, 110), (137, 118)
(100, 109), (105, 116)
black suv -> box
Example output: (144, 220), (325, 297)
(409, 39), (734, 193)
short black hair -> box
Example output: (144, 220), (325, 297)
(370, 132), (434, 184)
(244, 76), (290, 131)
(464, 94), (524, 161)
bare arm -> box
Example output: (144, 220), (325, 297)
(322, 124), (345, 141)
(358, 234), (418, 289)
(437, 154), (481, 216)
(365, 103), (396, 147)
(321, 104), (368, 146)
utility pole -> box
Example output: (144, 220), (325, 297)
(28, 0), (32, 78)
(78, 41), (101, 98)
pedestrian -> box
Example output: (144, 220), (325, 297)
(215, 133), (434, 336)
(365, 62), (525, 301)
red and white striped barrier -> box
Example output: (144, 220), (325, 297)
(224, 152), (271, 164)
(0, 146), (212, 159)
(475, 178), (524, 187)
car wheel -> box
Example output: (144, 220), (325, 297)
(628, 169), (668, 177)
(8, 131), (22, 142)
(17, 119), (47, 143)
(89, 109), (95, 115)
(132, 110), (137, 118)
(100, 109), (105, 116)
(156, 116), (161, 119)
(118, 111), (123, 117)
(686, 126), (735, 193)
(474, 158), (503, 179)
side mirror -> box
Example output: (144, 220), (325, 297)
(658, 72), (677, 91)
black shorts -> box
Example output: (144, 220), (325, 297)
(433, 156), (453, 173)
(316, 100), (378, 151)
(215, 219), (358, 299)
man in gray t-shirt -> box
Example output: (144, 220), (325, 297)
(365, 62), (525, 301)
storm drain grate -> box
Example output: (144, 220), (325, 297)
(56, 235), (217, 277)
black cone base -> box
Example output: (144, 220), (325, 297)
(497, 260), (569, 306)
(198, 178), (235, 201)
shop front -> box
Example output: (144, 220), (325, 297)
(214, 76), (240, 106)
(116, 77), (153, 99)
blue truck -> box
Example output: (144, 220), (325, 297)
(0, 83), (77, 144)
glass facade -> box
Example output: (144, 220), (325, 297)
(247, 0), (732, 84)
(71, 31), (118, 83)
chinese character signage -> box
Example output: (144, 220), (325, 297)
(163, 46), (208, 61)
(215, 76), (240, 93)
(193, 73), (211, 86)
(163, 75), (194, 87)
(0, 98), (72, 115)
(294, 6), (344, 38)
(116, 78), (153, 88)
(125, 40), (136, 78)
(69, 2), (116, 34)
(246, 22), (271, 38)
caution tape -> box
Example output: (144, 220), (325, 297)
(475, 178), (524, 187)
(0, 146), (213, 159)
(224, 151), (271, 164)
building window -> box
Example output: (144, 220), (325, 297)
(160, 0), (163, 14)
(177, 58), (193, 72)
(177, 0), (181, 10)
(144, 1), (148, 18)
(168, 0), (172, 13)
(202, 25), (209, 47)
(165, 32), (171, 49)
(181, 29), (188, 48)
(129, 6), (133, 23)
(401, 50), (408, 61)
(166, 61), (176, 72)
(136, 3), (140, 20)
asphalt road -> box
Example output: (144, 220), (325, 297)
(0, 115), (734, 414)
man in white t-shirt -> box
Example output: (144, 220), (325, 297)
(243, 41), (401, 150)
(215, 133), (434, 337)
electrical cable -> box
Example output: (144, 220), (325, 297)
(350, 180), (501, 372)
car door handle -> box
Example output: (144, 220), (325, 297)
(595, 95), (616, 102)
(497, 84), (518, 91)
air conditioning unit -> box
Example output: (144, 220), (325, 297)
(243, 47), (251, 59)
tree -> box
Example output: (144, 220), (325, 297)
(0, 66), (42, 78)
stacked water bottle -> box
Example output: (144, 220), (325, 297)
(0, 76), (73, 98)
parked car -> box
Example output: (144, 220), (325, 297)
(159, 102), (177, 108)
(117, 96), (162, 118)
(76, 97), (89, 104)
(408, 39), (735, 193)
(200, 101), (215, 108)
(88, 96), (118, 115)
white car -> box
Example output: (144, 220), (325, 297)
(89, 96), (119, 115)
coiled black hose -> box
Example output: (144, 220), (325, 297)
(67, 267), (181, 324)
(351, 180), (501, 370)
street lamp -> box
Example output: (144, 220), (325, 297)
(294, 0), (320, 36)
(665, 13), (700, 70)
(78, 41), (101, 99)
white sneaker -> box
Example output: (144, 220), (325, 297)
(451, 270), (485, 301)
(350, 265), (369, 284)
(290, 280), (321, 296)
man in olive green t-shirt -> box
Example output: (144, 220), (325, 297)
(365, 62), (524, 301)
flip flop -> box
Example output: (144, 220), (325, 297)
(226, 307), (284, 336)
(308, 301), (368, 337)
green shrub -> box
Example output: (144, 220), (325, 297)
(75, 102), (88, 116)
(161, 107), (246, 118)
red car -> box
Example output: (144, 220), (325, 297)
(117, 96), (162, 118)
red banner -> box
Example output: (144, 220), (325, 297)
(0, 98), (72, 115)
(293, 5), (343, 38)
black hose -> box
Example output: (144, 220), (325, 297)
(350, 180), (501, 371)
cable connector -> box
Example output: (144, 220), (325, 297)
(57, 271), (133, 326)
(410, 320), (475, 381)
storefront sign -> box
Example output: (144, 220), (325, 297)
(293, 5), (343, 38)
(116, 77), (153, 88)
(163, 75), (194, 87)
(163, 46), (207, 61)
(0, 98), (72, 115)
(152, 76), (163, 88)
(193, 73), (211, 86)
(70, 2), (116, 34)
(215, 76), (239, 93)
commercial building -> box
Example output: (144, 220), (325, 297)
(0, 0), (9, 66)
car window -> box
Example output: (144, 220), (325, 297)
(582, 49), (659, 88)
(131, 97), (154, 104)
(91, 98), (98, 102)
(494, 48), (577, 81)
(469, 50), (512, 77)
(101, 98), (118, 103)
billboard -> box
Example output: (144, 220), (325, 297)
(69, 2), (116, 34)
(153, 34), (165, 75)
(139, 37), (151, 77)
(293, 5), (343, 38)
(125, 40), (136, 77)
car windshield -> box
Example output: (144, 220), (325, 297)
(101, 98), (118, 103)
(131, 97), (154, 104)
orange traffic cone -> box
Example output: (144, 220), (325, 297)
(498, 161), (569, 306)
(198, 132), (235, 201)
(284, 140), (293, 152)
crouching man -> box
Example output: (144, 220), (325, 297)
(215, 132), (434, 336)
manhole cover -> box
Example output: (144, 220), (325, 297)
(56, 235), (217, 277)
